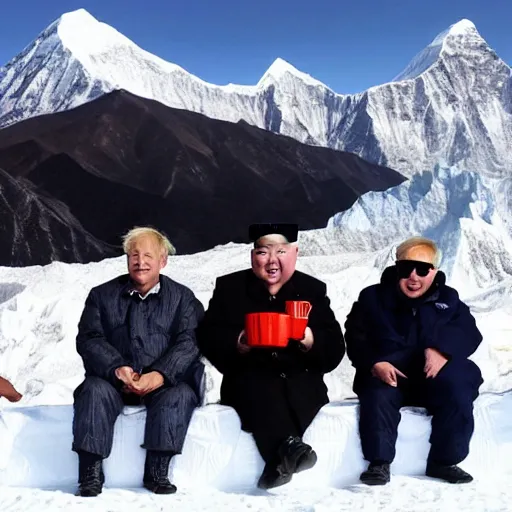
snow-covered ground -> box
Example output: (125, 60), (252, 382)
(2, 475), (512, 512)
(1, 166), (512, 510)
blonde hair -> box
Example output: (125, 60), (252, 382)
(122, 227), (176, 257)
(396, 236), (442, 267)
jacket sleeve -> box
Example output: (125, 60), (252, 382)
(76, 289), (128, 383)
(426, 302), (483, 359)
(299, 283), (345, 373)
(148, 289), (204, 385)
(196, 278), (244, 375)
(344, 297), (408, 372)
(344, 299), (374, 371)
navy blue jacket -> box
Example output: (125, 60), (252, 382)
(76, 274), (204, 391)
(345, 266), (482, 387)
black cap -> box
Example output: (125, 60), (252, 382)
(248, 223), (299, 243)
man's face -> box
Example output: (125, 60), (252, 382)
(127, 234), (167, 292)
(397, 245), (438, 299)
(251, 235), (298, 290)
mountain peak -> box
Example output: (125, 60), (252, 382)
(430, 18), (480, 47)
(58, 8), (99, 26)
(266, 57), (300, 76)
(447, 18), (477, 36)
(56, 8), (128, 58)
(393, 19), (484, 82)
(258, 57), (326, 89)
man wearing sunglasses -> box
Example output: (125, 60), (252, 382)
(344, 236), (483, 486)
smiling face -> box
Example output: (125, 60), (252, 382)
(251, 234), (298, 294)
(397, 244), (438, 299)
(126, 234), (167, 294)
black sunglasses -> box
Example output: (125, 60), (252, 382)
(396, 259), (435, 278)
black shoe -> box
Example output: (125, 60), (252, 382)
(143, 450), (177, 494)
(278, 436), (318, 475)
(426, 462), (473, 484)
(76, 451), (104, 497)
(257, 463), (293, 490)
(360, 462), (391, 486)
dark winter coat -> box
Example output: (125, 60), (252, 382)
(196, 269), (345, 432)
(344, 266), (483, 393)
(76, 274), (205, 395)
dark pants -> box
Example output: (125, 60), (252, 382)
(248, 380), (303, 465)
(221, 372), (325, 465)
(357, 359), (483, 466)
(72, 376), (199, 458)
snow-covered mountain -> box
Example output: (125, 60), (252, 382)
(1, 10), (511, 180)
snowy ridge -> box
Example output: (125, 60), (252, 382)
(1, 11), (511, 179)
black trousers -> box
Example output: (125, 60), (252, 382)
(72, 376), (198, 458)
(221, 372), (325, 466)
(357, 358), (483, 466)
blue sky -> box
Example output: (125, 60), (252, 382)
(1, 0), (511, 94)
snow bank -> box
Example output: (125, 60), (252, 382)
(1, 393), (511, 490)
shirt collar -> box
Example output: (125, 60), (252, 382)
(127, 281), (161, 300)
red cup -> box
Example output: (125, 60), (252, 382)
(285, 301), (312, 340)
(285, 301), (312, 319)
(289, 317), (308, 340)
(245, 312), (291, 348)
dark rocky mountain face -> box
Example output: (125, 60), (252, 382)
(0, 167), (118, 266)
(0, 90), (405, 266)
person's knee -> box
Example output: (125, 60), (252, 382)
(358, 379), (402, 410)
(74, 376), (118, 401)
(151, 383), (198, 408)
(429, 359), (482, 399)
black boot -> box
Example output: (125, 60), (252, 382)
(278, 436), (318, 475)
(76, 451), (104, 497)
(426, 461), (473, 484)
(143, 450), (177, 494)
(360, 462), (391, 486)
(257, 462), (293, 490)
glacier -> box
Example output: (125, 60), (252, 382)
(0, 10), (511, 181)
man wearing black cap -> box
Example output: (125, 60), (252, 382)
(197, 223), (345, 489)
(345, 236), (483, 486)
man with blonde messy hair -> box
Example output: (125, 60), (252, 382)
(345, 236), (483, 486)
(72, 226), (204, 497)
(122, 227), (176, 259)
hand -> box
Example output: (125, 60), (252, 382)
(115, 366), (138, 387)
(115, 366), (142, 394)
(371, 362), (407, 387)
(121, 372), (140, 393)
(129, 371), (164, 396)
(237, 330), (251, 354)
(0, 376), (23, 402)
(424, 348), (448, 378)
(298, 327), (314, 352)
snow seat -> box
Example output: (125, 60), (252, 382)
(0, 393), (509, 490)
